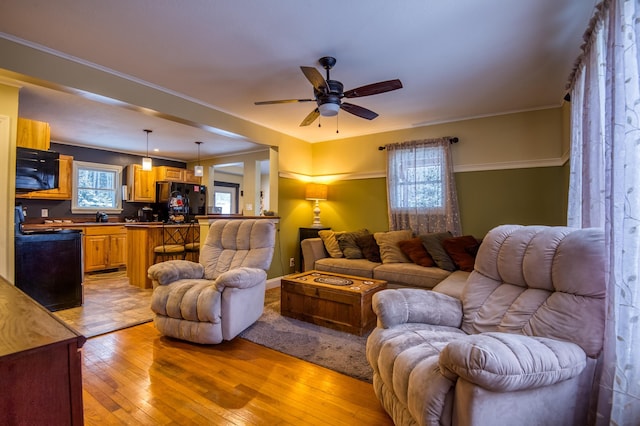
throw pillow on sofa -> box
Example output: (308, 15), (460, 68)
(398, 237), (435, 267)
(442, 235), (480, 272)
(420, 231), (456, 271)
(337, 229), (370, 259)
(356, 233), (382, 263)
(318, 230), (345, 258)
(374, 230), (412, 263)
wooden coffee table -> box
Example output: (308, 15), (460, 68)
(280, 270), (387, 336)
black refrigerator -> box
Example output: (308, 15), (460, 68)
(156, 181), (207, 222)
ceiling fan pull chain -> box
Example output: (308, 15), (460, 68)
(336, 114), (339, 134)
(318, 116), (322, 128)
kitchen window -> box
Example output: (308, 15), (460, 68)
(71, 161), (123, 214)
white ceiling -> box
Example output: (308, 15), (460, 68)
(0, 0), (596, 162)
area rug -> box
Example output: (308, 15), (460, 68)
(54, 271), (154, 338)
(239, 287), (373, 383)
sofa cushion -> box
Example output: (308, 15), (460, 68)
(432, 270), (470, 299)
(442, 235), (480, 272)
(356, 233), (382, 263)
(314, 257), (378, 278)
(318, 230), (345, 258)
(420, 232), (456, 271)
(337, 229), (369, 259)
(398, 237), (435, 267)
(374, 263), (451, 289)
(374, 230), (412, 263)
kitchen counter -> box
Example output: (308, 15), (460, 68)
(23, 221), (147, 229)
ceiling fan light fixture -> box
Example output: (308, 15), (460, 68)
(318, 102), (340, 117)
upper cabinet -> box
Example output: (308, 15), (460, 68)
(17, 118), (51, 150)
(156, 166), (201, 184)
(16, 155), (73, 200)
(126, 164), (156, 203)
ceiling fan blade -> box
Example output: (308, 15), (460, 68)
(300, 108), (320, 126)
(300, 66), (327, 92)
(340, 102), (379, 120)
(254, 98), (315, 105)
(343, 79), (403, 98)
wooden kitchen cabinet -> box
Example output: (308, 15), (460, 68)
(84, 226), (127, 272)
(16, 117), (51, 150)
(126, 163), (156, 202)
(16, 154), (73, 200)
(0, 278), (85, 425)
(183, 168), (202, 183)
(156, 165), (201, 184)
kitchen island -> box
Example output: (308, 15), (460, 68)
(125, 222), (198, 289)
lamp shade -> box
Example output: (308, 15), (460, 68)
(305, 183), (328, 200)
(141, 156), (153, 171)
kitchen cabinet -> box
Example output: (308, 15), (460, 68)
(126, 163), (156, 202)
(0, 277), (85, 425)
(16, 117), (51, 150)
(16, 154), (73, 200)
(156, 165), (201, 184)
(84, 226), (127, 272)
(183, 168), (202, 183)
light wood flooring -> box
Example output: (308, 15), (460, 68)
(54, 270), (153, 337)
(82, 322), (393, 425)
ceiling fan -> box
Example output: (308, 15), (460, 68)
(255, 56), (403, 127)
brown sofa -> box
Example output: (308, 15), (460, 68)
(301, 232), (471, 298)
(366, 225), (605, 425)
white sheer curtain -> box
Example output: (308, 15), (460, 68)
(386, 138), (461, 236)
(567, 0), (640, 424)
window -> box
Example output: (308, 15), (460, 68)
(386, 138), (461, 235)
(392, 154), (444, 210)
(212, 181), (240, 214)
(72, 161), (123, 214)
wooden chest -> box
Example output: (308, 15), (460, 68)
(280, 271), (387, 336)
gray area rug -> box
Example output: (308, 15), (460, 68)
(239, 287), (373, 383)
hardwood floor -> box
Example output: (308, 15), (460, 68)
(82, 322), (393, 425)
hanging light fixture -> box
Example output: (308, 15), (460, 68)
(142, 129), (153, 171)
(194, 141), (204, 177)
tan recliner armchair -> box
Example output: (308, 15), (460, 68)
(366, 225), (605, 426)
(148, 219), (276, 344)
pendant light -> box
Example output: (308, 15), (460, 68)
(194, 141), (203, 177)
(142, 129), (153, 171)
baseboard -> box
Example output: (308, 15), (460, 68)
(266, 277), (282, 290)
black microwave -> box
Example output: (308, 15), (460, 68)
(15, 147), (60, 192)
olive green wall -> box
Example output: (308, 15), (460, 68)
(455, 166), (568, 237)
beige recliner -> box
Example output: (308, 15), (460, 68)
(148, 219), (276, 344)
(366, 225), (605, 426)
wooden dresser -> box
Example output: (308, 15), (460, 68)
(0, 277), (85, 425)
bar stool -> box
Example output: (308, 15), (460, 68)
(184, 222), (200, 262)
(153, 224), (186, 263)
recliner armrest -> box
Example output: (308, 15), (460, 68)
(439, 332), (587, 392)
(148, 260), (204, 286)
(215, 267), (267, 290)
(372, 288), (462, 328)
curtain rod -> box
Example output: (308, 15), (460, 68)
(378, 137), (459, 151)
